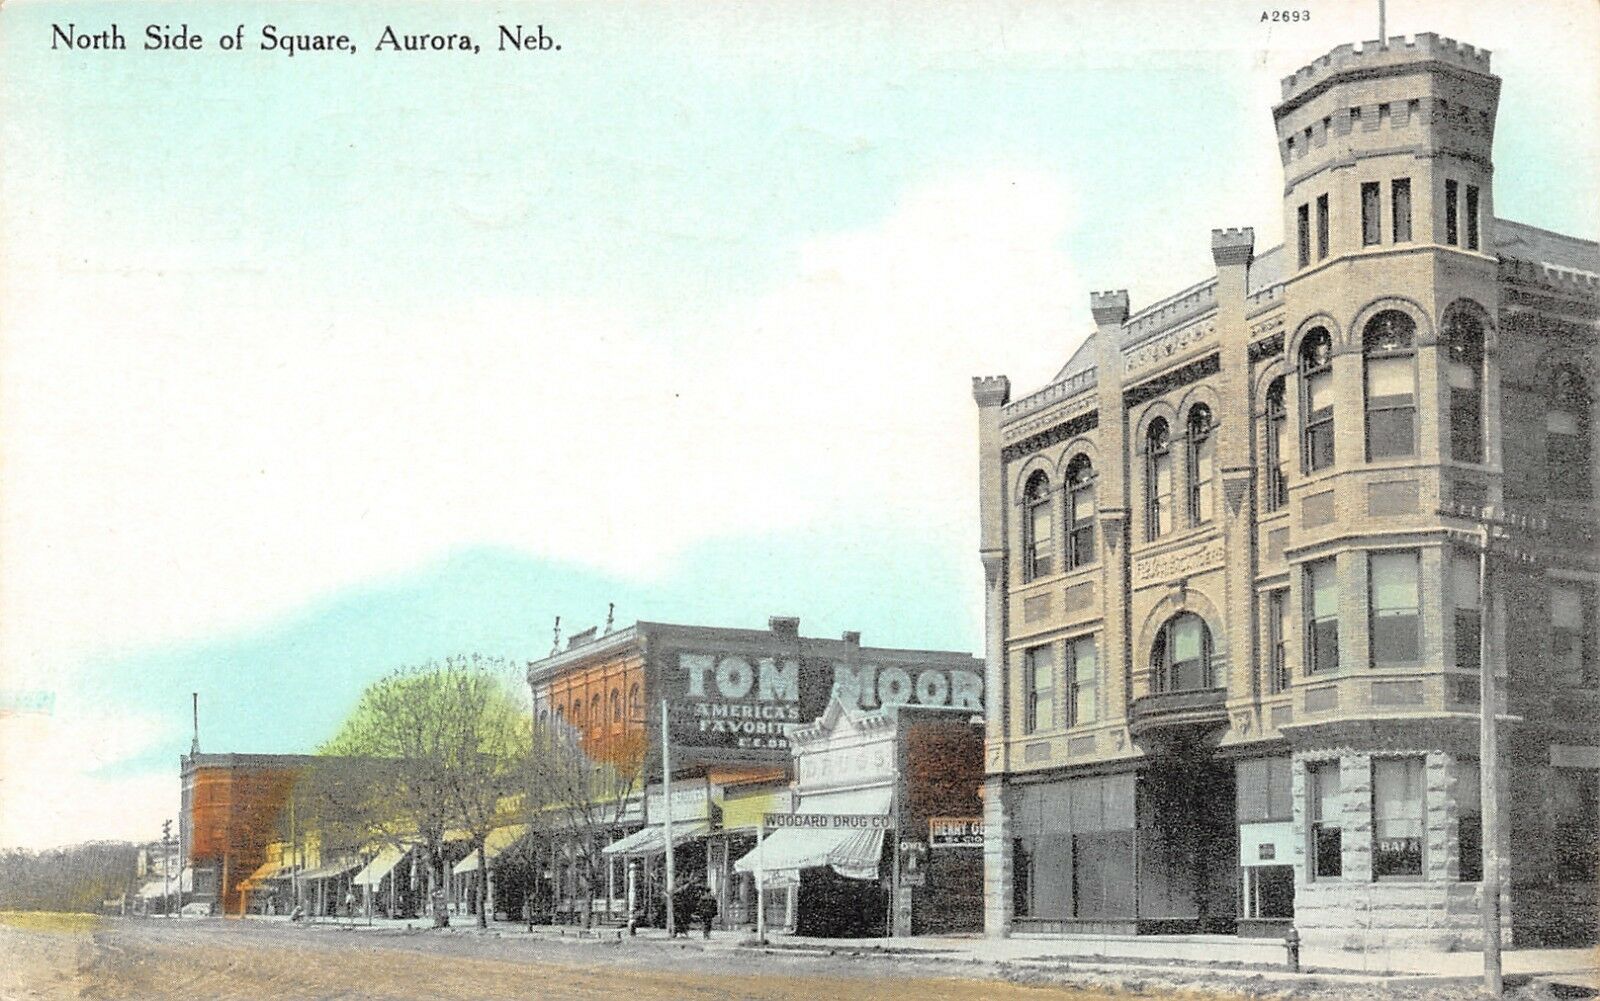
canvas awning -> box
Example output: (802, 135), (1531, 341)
(352, 847), (409, 888)
(732, 785), (892, 882)
(453, 825), (529, 874)
(136, 867), (193, 898)
(600, 822), (710, 857)
(297, 858), (361, 881)
(238, 860), (291, 890)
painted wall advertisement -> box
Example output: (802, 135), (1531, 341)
(659, 649), (983, 754)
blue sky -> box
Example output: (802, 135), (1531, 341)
(1, 0), (1596, 847)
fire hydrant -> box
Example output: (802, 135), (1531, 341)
(1284, 926), (1301, 972)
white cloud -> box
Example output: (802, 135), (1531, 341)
(0, 707), (175, 848)
(0, 165), (1083, 688)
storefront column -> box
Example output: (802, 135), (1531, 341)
(983, 775), (1013, 937)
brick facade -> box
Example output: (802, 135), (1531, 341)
(973, 33), (1598, 950)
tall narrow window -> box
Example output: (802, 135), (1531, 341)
(1453, 550), (1481, 672)
(1373, 758), (1425, 879)
(1152, 612), (1212, 693)
(1147, 418), (1173, 539)
(1446, 307), (1485, 463)
(1551, 581), (1597, 688)
(1066, 453), (1097, 569)
(1268, 590), (1290, 694)
(628, 683), (642, 720)
(1391, 178), (1412, 242)
(1187, 405), (1214, 525)
(1306, 558), (1340, 674)
(609, 688), (621, 724)
(1465, 185), (1480, 250)
(1297, 203), (1311, 268)
(1457, 761), (1483, 882)
(1067, 635), (1097, 726)
(1309, 762), (1343, 879)
(1023, 471), (1055, 581)
(1364, 310), (1417, 459)
(1369, 550), (1421, 666)
(1445, 179), (1460, 245)
(1265, 377), (1289, 510)
(1024, 644), (1055, 734)
(1300, 329), (1335, 472)
(1548, 366), (1592, 501)
(1316, 193), (1330, 259)
(1361, 181), (1382, 245)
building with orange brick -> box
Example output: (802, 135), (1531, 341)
(526, 615), (983, 932)
(179, 752), (317, 915)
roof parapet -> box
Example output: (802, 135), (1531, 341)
(1280, 33), (1493, 102)
(1090, 290), (1130, 327)
(1212, 227), (1255, 268)
(972, 375), (1011, 407)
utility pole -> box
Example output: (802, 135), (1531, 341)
(162, 819), (173, 919)
(659, 698), (676, 938)
(1441, 500), (1544, 999)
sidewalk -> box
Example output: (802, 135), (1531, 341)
(263, 914), (1600, 990)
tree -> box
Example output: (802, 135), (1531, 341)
(521, 714), (648, 928)
(306, 655), (531, 928)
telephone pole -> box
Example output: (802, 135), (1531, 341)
(1440, 500), (1545, 999)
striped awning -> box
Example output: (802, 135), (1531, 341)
(600, 823), (710, 857)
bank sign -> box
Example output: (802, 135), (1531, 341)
(666, 651), (983, 753)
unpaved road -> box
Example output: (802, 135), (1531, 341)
(0, 916), (1561, 1001)
(0, 918), (1173, 1001)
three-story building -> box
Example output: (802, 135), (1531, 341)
(973, 33), (1597, 952)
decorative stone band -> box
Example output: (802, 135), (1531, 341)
(1132, 539), (1225, 589)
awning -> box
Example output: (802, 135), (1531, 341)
(453, 825), (529, 874)
(238, 860), (291, 891)
(137, 868), (193, 898)
(297, 858), (362, 881)
(600, 823), (710, 857)
(733, 825), (885, 881)
(352, 847), (409, 888)
(732, 784), (892, 882)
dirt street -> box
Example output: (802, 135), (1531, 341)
(0, 917), (1174, 1001)
(0, 916), (1574, 1001)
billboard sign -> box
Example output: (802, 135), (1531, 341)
(663, 649), (983, 754)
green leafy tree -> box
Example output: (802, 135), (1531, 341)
(306, 655), (530, 927)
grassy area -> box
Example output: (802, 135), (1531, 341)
(0, 910), (100, 933)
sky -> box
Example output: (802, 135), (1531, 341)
(1, 0), (1596, 849)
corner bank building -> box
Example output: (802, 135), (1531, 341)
(973, 34), (1598, 952)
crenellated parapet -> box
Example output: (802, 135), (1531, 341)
(1211, 227), (1255, 268)
(972, 374), (1012, 408)
(1090, 290), (1130, 327)
(1279, 33), (1492, 103)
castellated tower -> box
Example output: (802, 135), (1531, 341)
(1275, 34), (1499, 262)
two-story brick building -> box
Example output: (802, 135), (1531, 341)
(973, 33), (1597, 952)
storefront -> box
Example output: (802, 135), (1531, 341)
(733, 700), (985, 937)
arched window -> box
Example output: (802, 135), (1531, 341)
(1549, 366), (1593, 500)
(609, 688), (621, 724)
(1187, 405), (1214, 524)
(1146, 418), (1173, 539)
(1265, 377), (1288, 510)
(1300, 328), (1335, 472)
(628, 682), (642, 721)
(1022, 470), (1055, 580)
(537, 709), (549, 727)
(1363, 310), (1417, 459)
(1151, 612), (1213, 693)
(1065, 454), (1096, 569)
(570, 699), (582, 727)
(590, 694), (602, 729)
(1445, 307), (1485, 463)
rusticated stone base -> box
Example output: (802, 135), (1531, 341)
(1296, 880), (1512, 953)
